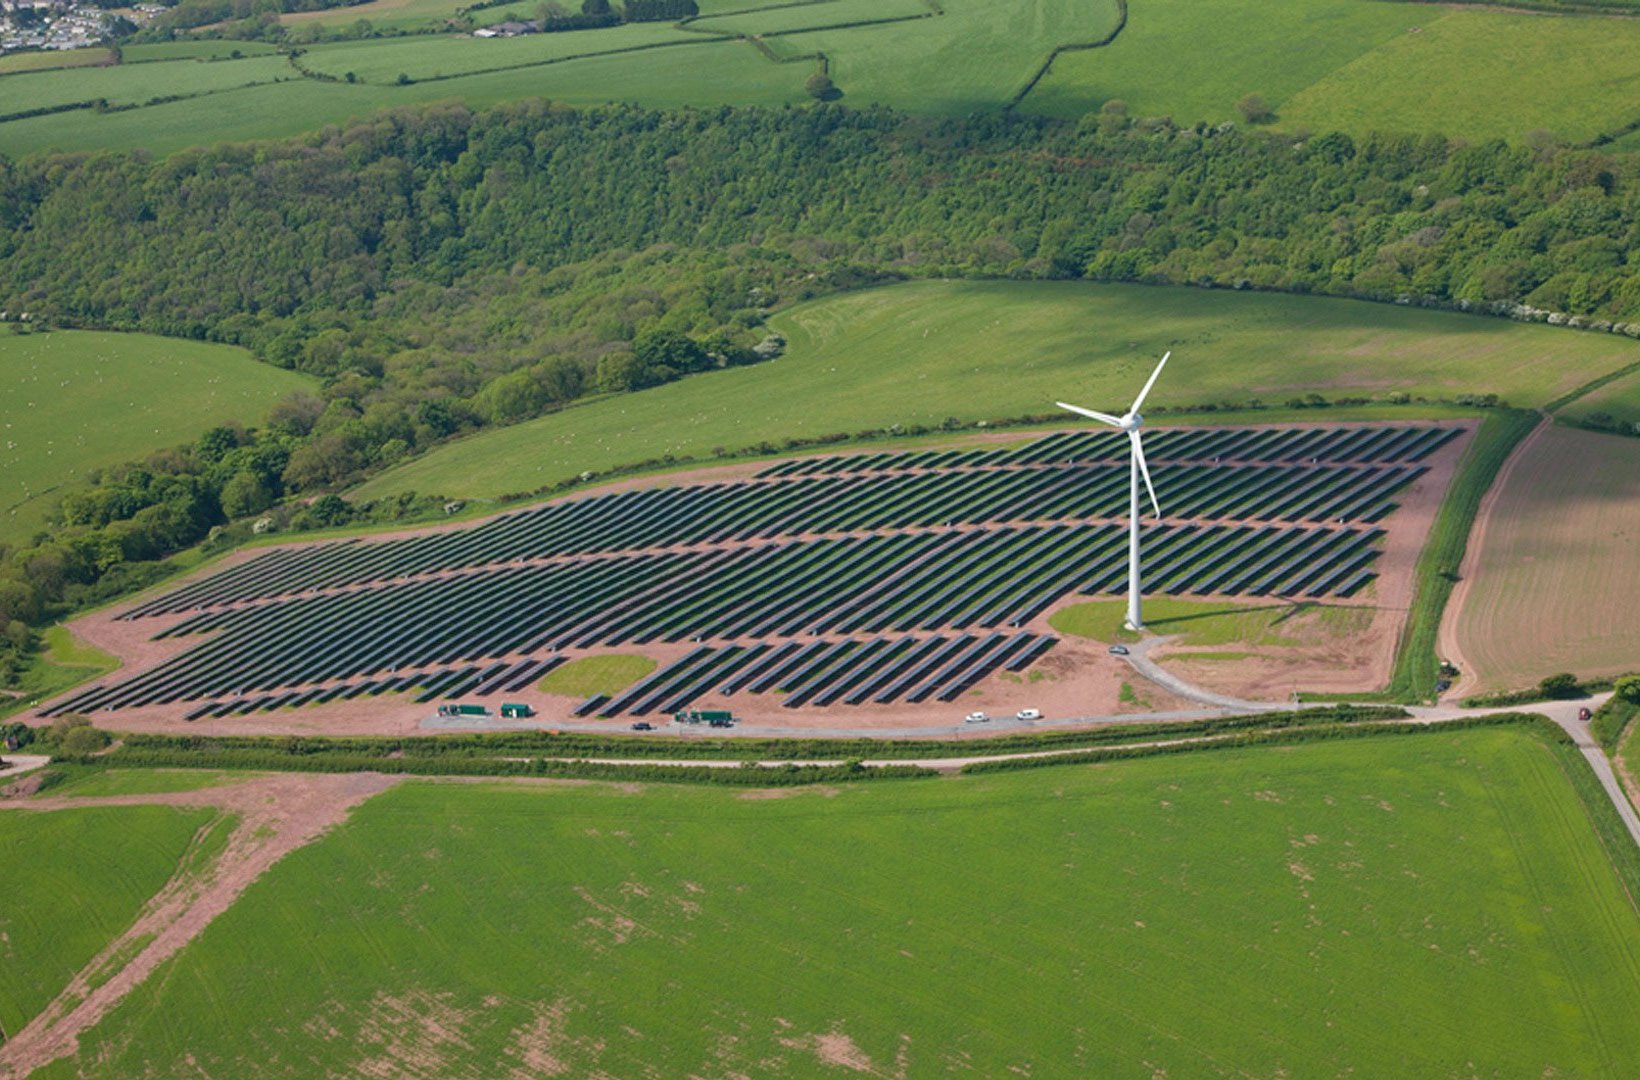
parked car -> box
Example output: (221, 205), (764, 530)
(1579, 707), (1593, 722)
(1016, 708), (1042, 721)
(965, 711), (989, 723)
(630, 721), (654, 731)
(1108, 644), (1130, 656)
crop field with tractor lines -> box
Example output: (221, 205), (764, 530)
(1447, 425), (1640, 694)
(41, 422), (1462, 731)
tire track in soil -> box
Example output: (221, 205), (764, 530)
(0, 771), (399, 1078)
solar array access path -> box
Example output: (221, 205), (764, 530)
(50, 423), (1461, 724)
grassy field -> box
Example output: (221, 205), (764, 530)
(36, 727), (1640, 1075)
(1050, 596), (1368, 646)
(1, 626), (120, 721)
(692, 0), (931, 35)
(536, 654), (657, 697)
(0, 47), (113, 75)
(296, 22), (695, 82)
(1022, 0), (1412, 124)
(1279, 11), (1640, 143)
(121, 41), (281, 62)
(1451, 425), (1640, 692)
(41, 767), (245, 798)
(0, 804), (216, 1040)
(0, 38), (795, 157)
(352, 279), (1640, 502)
(5, 0), (1636, 154)
(0, 328), (312, 547)
(1559, 366), (1640, 432)
(0, 53), (294, 117)
(1024, 2), (1640, 142)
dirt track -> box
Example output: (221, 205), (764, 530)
(0, 772), (398, 1078)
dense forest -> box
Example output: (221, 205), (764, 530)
(1, 99), (1638, 683)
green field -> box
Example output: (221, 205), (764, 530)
(1279, 11), (1640, 143)
(0, 48), (113, 75)
(37, 728), (1640, 1075)
(43, 768), (245, 798)
(297, 22), (695, 82)
(1022, 0), (1412, 124)
(693, 0), (930, 35)
(0, 38), (795, 157)
(1560, 365), (1640, 432)
(1050, 596), (1368, 646)
(0, 804), (216, 1039)
(5, 0), (1636, 155)
(120, 40), (281, 62)
(536, 654), (657, 698)
(1023, 3), (1640, 142)
(352, 279), (1640, 501)
(0, 329), (312, 546)
(0, 53), (294, 117)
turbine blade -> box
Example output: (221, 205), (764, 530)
(1130, 350), (1171, 414)
(1133, 432), (1161, 518)
(1056, 402), (1122, 426)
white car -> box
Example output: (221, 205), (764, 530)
(1016, 708), (1042, 721)
(964, 711), (989, 723)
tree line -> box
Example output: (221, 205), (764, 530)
(0, 99), (1638, 688)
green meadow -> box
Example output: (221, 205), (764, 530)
(536, 654), (658, 698)
(0, 329), (312, 546)
(37, 728), (1640, 1076)
(353, 279), (1640, 501)
(295, 22), (697, 83)
(0, 39), (794, 157)
(1279, 11), (1640, 143)
(0, 47), (113, 75)
(1559, 366), (1640, 431)
(0, 804), (216, 1039)
(1021, 0), (1413, 124)
(9, 0), (1634, 156)
(0, 54), (294, 116)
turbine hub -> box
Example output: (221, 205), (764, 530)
(1122, 412), (1142, 431)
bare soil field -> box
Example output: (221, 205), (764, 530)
(1445, 426), (1640, 695)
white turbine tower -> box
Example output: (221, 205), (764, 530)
(1057, 351), (1170, 631)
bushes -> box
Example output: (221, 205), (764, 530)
(960, 713), (1564, 775)
(82, 747), (937, 786)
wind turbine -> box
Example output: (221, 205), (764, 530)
(1057, 351), (1170, 631)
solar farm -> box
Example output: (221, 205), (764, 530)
(47, 421), (1466, 732)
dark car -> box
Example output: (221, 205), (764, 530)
(631, 721), (654, 731)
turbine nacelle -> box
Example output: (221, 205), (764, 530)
(1120, 411), (1142, 432)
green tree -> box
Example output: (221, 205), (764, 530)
(220, 471), (275, 519)
(805, 70), (837, 101)
(1236, 93), (1273, 124)
(1538, 672), (1581, 699)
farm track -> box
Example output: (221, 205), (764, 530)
(0, 772), (399, 1078)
